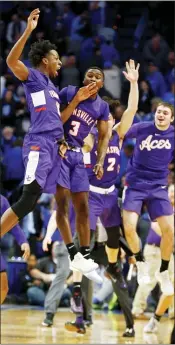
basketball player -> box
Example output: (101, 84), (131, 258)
(132, 184), (174, 320)
(55, 66), (111, 278)
(1, 9), (99, 274)
(1, 195), (30, 304)
(122, 102), (174, 295)
(65, 59), (139, 335)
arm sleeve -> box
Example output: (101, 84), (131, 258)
(99, 102), (110, 121)
(23, 68), (46, 92)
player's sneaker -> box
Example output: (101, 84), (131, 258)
(144, 317), (159, 333)
(123, 327), (135, 337)
(70, 252), (98, 273)
(42, 313), (54, 327)
(84, 270), (103, 284)
(155, 270), (174, 296)
(65, 321), (86, 334)
(136, 261), (151, 285)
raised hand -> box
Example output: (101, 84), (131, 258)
(26, 8), (40, 33)
(123, 59), (140, 83)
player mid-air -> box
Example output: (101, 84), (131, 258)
(0, 9), (100, 274)
(123, 102), (174, 295)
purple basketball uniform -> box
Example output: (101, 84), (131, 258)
(84, 129), (121, 230)
(22, 68), (64, 193)
(57, 85), (109, 192)
(122, 122), (174, 220)
(0, 195), (28, 272)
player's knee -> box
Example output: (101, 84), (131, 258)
(56, 198), (69, 217)
(106, 226), (120, 249)
(11, 180), (42, 220)
(75, 200), (89, 219)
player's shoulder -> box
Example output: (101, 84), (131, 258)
(135, 121), (155, 133)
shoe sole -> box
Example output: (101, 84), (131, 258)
(65, 323), (86, 334)
(42, 322), (53, 327)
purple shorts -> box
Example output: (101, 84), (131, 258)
(23, 134), (62, 194)
(123, 185), (173, 220)
(0, 254), (6, 272)
(57, 150), (89, 193)
(89, 188), (121, 230)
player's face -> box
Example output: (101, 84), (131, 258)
(47, 50), (62, 78)
(168, 184), (174, 205)
(155, 105), (173, 129)
(83, 69), (103, 92)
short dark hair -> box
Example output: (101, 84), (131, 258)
(102, 96), (120, 115)
(85, 66), (105, 80)
(29, 40), (57, 67)
(157, 102), (174, 118)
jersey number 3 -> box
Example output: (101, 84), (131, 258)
(69, 121), (80, 136)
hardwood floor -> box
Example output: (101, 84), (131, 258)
(1, 306), (173, 344)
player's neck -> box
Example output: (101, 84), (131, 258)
(37, 66), (50, 77)
(155, 123), (171, 131)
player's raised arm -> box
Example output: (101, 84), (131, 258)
(6, 8), (40, 81)
(114, 59), (139, 138)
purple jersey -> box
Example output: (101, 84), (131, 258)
(0, 195), (27, 246)
(125, 122), (174, 187)
(59, 85), (109, 147)
(84, 128), (120, 188)
(22, 68), (64, 139)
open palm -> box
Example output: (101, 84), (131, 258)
(123, 59), (140, 82)
(27, 8), (40, 32)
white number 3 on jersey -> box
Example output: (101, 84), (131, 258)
(69, 121), (80, 136)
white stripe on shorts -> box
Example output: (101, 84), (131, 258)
(24, 151), (40, 185)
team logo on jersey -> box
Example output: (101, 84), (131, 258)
(49, 90), (59, 99)
(139, 135), (171, 151)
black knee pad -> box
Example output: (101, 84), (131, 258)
(106, 226), (121, 249)
(11, 180), (42, 220)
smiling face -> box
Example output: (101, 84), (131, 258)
(43, 50), (62, 78)
(154, 103), (174, 130)
(83, 68), (104, 94)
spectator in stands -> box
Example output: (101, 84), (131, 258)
(1, 89), (17, 126)
(143, 33), (170, 70)
(1, 126), (16, 155)
(69, 11), (91, 56)
(164, 51), (175, 91)
(138, 80), (155, 114)
(89, 1), (103, 34)
(22, 250), (56, 307)
(103, 61), (121, 99)
(100, 40), (120, 65)
(145, 61), (167, 98)
(6, 14), (27, 49)
(141, 97), (162, 122)
(62, 3), (75, 37)
(2, 138), (24, 192)
(163, 82), (175, 105)
(60, 54), (80, 89)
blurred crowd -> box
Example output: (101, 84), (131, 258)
(0, 1), (174, 312)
